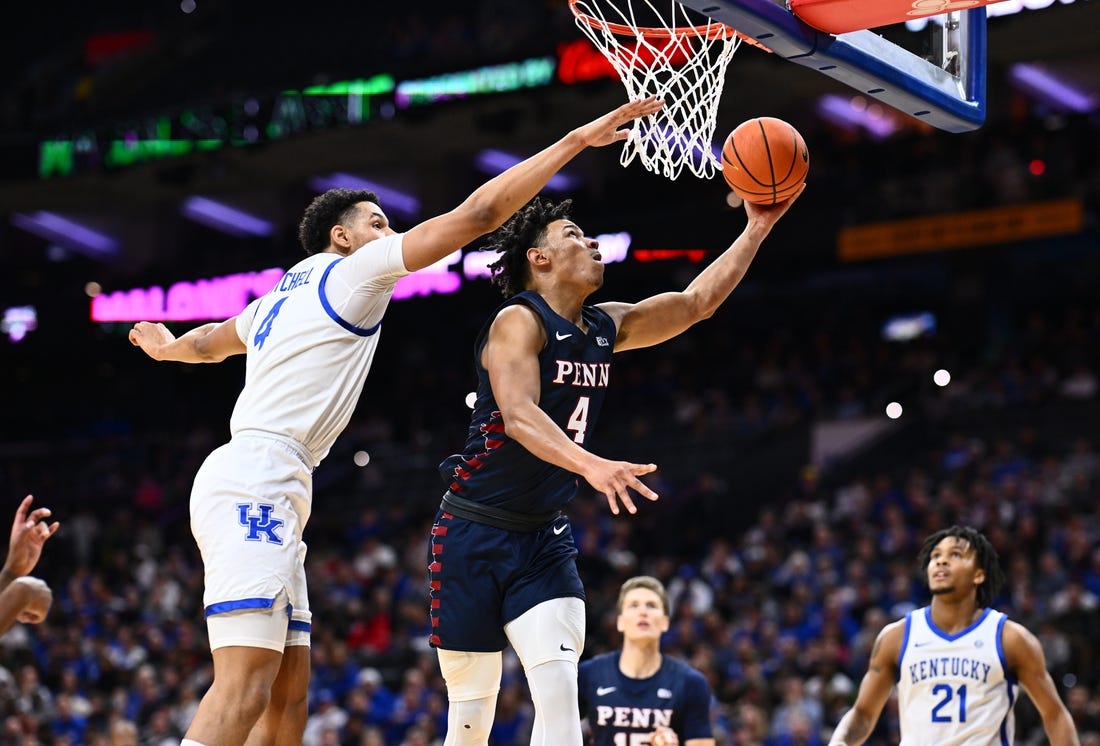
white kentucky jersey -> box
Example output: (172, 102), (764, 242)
(229, 233), (408, 466)
(898, 606), (1016, 746)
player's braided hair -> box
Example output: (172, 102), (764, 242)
(917, 525), (1006, 608)
(297, 188), (381, 255)
(484, 197), (573, 298)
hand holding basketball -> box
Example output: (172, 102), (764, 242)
(721, 117), (809, 205)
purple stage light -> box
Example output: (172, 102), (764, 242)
(11, 211), (119, 259)
(309, 173), (421, 217)
(816, 95), (899, 139)
(181, 197), (275, 237)
(475, 150), (576, 191)
(1008, 63), (1097, 113)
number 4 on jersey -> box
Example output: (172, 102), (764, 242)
(253, 298), (287, 350)
(566, 396), (591, 444)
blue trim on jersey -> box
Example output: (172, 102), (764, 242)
(994, 613), (1013, 682)
(318, 258), (383, 337)
(205, 597), (276, 617)
(1000, 680), (1016, 746)
(925, 605), (992, 641)
(897, 611), (913, 682)
(288, 620), (312, 633)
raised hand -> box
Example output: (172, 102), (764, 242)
(582, 458), (660, 516)
(5, 495), (60, 578)
(572, 96), (664, 149)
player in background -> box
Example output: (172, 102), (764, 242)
(128, 95), (665, 746)
(429, 180), (801, 746)
(0, 495), (58, 636)
(827, 525), (1079, 746)
(579, 576), (716, 746)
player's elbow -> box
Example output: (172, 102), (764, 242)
(455, 198), (505, 236)
(684, 292), (718, 323)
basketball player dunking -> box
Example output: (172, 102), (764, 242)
(828, 525), (1080, 746)
(428, 186), (801, 746)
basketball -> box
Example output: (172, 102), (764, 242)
(721, 117), (809, 205)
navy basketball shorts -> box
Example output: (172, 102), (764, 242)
(427, 509), (584, 652)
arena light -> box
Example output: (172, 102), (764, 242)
(475, 149), (577, 191)
(181, 197), (275, 237)
(11, 211), (119, 259)
(1008, 63), (1097, 113)
(91, 269), (284, 322)
(816, 94), (899, 139)
(2, 306), (37, 343)
(395, 57), (556, 107)
(392, 251), (462, 300)
(309, 173), (421, 217)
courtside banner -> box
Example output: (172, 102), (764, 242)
(838, 198), (1084, 261)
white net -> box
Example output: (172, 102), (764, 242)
(570, 0), (742, 180)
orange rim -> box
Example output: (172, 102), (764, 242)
(568, 0), (772, 50)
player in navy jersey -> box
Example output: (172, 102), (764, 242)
(129, 95), (664, 746)
(579, 576), (715, 746)
(429, 182), (801, 746)
(827, 526), (1078, 746)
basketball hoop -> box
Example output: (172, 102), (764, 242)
(570, 0), (761, 180)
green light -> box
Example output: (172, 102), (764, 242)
(39, 140), (75, 178)
(300, 74), (395, 96)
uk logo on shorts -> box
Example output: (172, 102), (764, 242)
(237, 503), (284, 544)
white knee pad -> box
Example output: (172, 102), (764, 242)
(444, 695), (498, 746)
(504, 597), (585, 670)
(436, 649), (503, 702)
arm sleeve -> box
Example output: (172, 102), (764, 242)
(681, 670), (715, 740)
(324, 233), (411, 327)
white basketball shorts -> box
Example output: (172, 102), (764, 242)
(190, 433), (314, 651)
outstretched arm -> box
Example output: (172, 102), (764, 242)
(828, 620), (903, 746)
(599, 185), (803, 352)
(1004, 621), (1080, 746)
(400, 97), (664, 272)
(129, 318), (246, 363)
(0, 496), (57, 638)
(0, 496), (59, 591)
(484, 305), (659, 515)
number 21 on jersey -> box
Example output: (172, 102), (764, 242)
(931, 684), (967, 723)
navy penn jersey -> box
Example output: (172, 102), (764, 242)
(439, 290), (616, 514)
(579, 652), (715, 746)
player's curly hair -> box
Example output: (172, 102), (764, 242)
(484, 197), (573, 298)
(297, 188), (380, 255)
(917, 525), (1006, 608)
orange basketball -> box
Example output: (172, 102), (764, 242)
(721, 117), (809, 205)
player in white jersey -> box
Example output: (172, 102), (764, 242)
(827, 526), (1079, 746)
(127, 95), (665, 746)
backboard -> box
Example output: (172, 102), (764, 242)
(676, 0), (987, 132)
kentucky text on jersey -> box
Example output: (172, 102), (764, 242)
(595, 707), (672, 729)
(552, 360), (610, 387)
(275, 266), (315, 293)
(908, 657), (993, 685)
